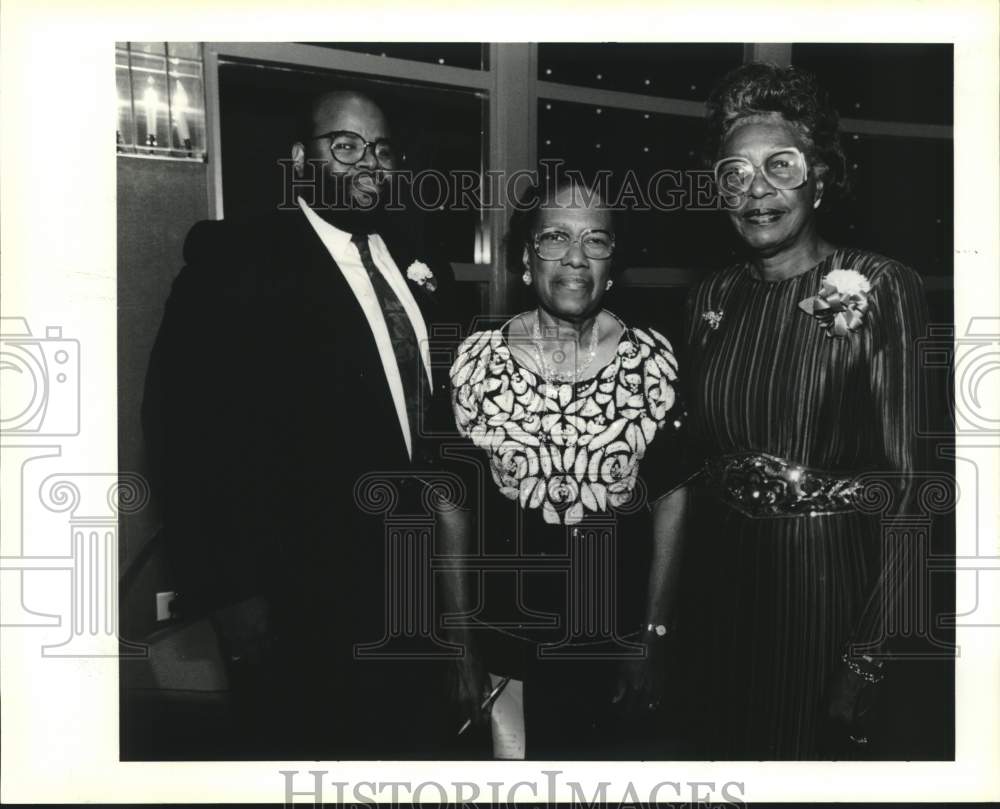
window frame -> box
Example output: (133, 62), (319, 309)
(201, 42), (953, 314)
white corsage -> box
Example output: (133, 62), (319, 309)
(823, 269), (871, 298)
(798, 269), (872, 338)
(406, 260), (438, 292)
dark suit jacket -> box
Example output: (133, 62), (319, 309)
(142, 208), (458, 647)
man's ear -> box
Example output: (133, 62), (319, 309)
(291, 142), (306, 176)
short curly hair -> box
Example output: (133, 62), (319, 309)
(704, 62), (849, 200)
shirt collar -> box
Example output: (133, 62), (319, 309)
(297, 196), (355, 252)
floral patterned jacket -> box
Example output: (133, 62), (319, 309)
(449, 321), (688, 525)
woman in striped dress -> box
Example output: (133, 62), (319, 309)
(682, 62), (927, 758)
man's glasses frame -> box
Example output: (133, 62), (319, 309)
(308, 129), (400, 167)
(713, 146), (810, 195)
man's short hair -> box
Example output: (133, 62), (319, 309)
(294, 87), (388, 142)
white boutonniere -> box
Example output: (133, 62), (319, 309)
(798, 269), (871, 338)
(406, 260), (437, 292)
(701, 309), (724, 330)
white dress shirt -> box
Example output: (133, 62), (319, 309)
(298, 197), (433, 460)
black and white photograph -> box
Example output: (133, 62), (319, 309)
(118, 39), (957, 761)
(2, 1), (999, 804)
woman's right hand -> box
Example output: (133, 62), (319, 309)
(612, 636), (671, 715)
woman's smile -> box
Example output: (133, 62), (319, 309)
(741, 207), (787, 226)
(552, 274), (593, 291)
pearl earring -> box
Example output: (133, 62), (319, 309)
(606, 279), (614, 291)
(522, 270), (532, 285)
(813, 197), (822, 209)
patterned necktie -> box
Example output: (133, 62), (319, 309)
(350, 233), (426, 454)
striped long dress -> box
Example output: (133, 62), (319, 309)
(682, 247), (927, 759)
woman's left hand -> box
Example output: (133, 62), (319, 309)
(611, 641), (668, 715)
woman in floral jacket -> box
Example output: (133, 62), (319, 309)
(682, 62), (929, 759)
(439, 177), (695, 759)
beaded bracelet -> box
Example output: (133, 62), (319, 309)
(841, 652), (885, 684)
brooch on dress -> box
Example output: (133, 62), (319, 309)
(701, 309), (724, 330)
(406, 260), (437, 292)
(798, 269), (871, 338)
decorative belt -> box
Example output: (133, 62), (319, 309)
(704, 451), (862, 518)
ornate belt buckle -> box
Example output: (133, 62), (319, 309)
(705, 452), (860, 518)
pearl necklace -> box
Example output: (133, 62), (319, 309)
(531, 310), (600, 383)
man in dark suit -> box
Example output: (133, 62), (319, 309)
(142, 90), (465, 758)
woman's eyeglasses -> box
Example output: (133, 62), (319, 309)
(713, 147), (808, 195)
(309, 130), (399, 167)
(532, 228), (615, 261)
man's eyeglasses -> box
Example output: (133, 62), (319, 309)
(309, 130), (399, 167)
(532, 228), (615, 261)
(713, 147), (809, 195)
